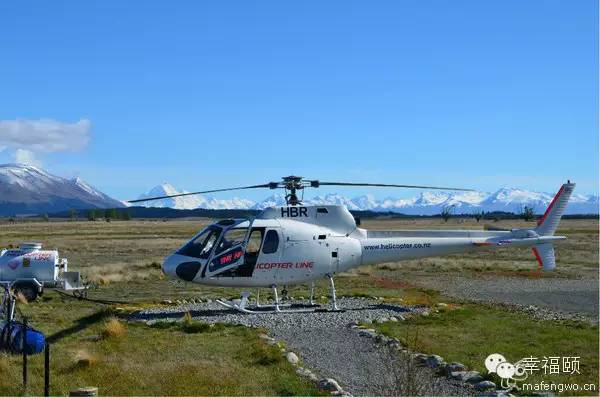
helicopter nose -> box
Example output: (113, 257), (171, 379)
(162, 255), (178, 279)
(162, 255), (202, 282)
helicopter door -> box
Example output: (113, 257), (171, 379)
(254, 228), (282, 282)
(205, 226), (248, 277)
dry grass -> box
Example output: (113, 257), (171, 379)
(0, 353), (8, 374)
(15, 291), (29, 305)
(101, 318), (127, 339)
(73, 349), (99, 368)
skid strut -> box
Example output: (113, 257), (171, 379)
(327, 274), (339, 311)
(217, 280), (344, 313)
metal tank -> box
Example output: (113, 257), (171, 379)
(0, 242), (79, 300)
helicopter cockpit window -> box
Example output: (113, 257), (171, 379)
(215, 227), (248, 255)
(177, 227), (222, 259)
(246, 229), (263, 254)
(262, 230), (279, 254)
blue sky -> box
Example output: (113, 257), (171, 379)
(0, 1), (597, 201)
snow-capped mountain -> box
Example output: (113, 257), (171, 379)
(0, 163), (124, 215)
(137, 183), (255, 210)
(252, 194), (288, 210)
(136, 183), (208, 210)
(135, 183), (599, 214)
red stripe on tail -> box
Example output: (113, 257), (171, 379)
(538, 185), (565, 226)
(532, 247), (543, 268)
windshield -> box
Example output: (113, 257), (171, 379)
(176, 226), (222, 259)
(215, 227), (248, 255)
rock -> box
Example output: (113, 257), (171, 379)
(442, 362), (467, 375)
(378, 335), (391, 343)
(295, 367), (312, 377)
(389, 316), (399, 322)
(474, 380), (496, 391)
(388, 341), (401, 349)
(421, 310), (430, 317)
(412, 353), (428, 366)
(286, 352), (299, 365)
(451, 371), (483, 383)
(437, 302), (448, 308)
(258, 333), (271, 340)
(378, 317), (389, 323)
(331, 391), (351, 396)
(308, 373), (319, 382)
(358, 329), (377, 338)
(362, 319), (373, 324)
(317, 378), (343, 393)
(464, 372), (484, 384)
(69, 387), (98, 397)
(425, 354), (444, 368)
(161, 299), (173, 305)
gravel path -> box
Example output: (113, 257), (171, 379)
(407, 274), (599, 322)
(133, 298), (475, 396)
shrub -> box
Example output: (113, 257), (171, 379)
(102, 318), (127, 339)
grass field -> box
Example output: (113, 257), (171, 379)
(373, 301), (598, 395)
(0, 296), (322, 396)
(0, 218), (597, 395)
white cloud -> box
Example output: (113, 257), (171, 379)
(13, 149), (42, 167)
(0, 118), (91, 153)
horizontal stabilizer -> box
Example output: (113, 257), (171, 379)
(484, 224), (510, 231)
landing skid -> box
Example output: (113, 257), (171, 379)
(216, 275), (343, 314)
(216, 298), (318, 314)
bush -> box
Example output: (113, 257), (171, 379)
(440, 206), (454, 223)
(520, 205), (535, 222)
(102, 318), (127, 339)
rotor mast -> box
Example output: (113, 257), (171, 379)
(280, 175), (306, 206)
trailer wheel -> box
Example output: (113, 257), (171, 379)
(13, 283), (39, 302)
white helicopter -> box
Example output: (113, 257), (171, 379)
(130, 176), (575, 313)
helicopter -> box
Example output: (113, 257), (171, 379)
(129, 176), (575, 313)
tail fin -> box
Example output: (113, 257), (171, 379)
(535, 181), (575, 236)
(532, 244), (556, 270)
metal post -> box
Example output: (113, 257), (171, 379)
(22, 317), (27, 390)
(44, 342), (50, 397)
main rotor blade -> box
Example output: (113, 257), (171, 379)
(316, 181), (474, 191)
(128, 183), (272, 203)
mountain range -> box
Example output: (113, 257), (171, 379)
(137, 182), (599, 215)
(0, 164), (597, 216)
(0, 163), (124, 216)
